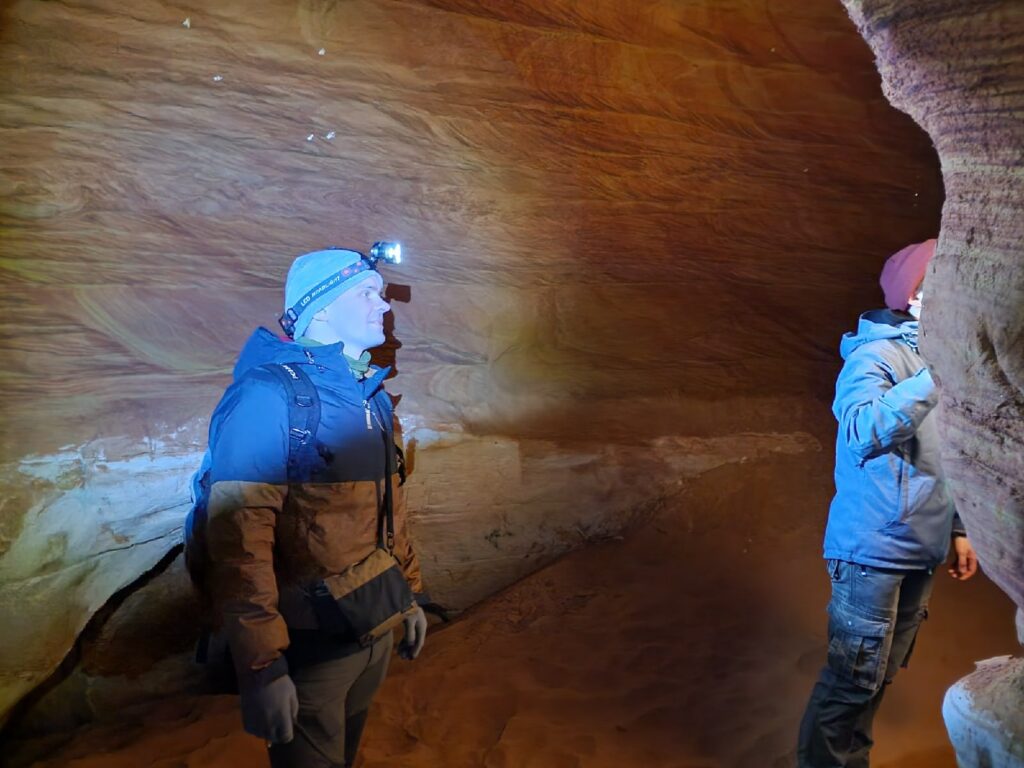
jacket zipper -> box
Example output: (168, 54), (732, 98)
(363, 400), (373, 431)
(368, 400), (387, 432)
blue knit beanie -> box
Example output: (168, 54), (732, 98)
(283, 248), (376, 338)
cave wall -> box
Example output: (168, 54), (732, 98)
(841, 0), (1024, 630)
(0, 0), (942, 721)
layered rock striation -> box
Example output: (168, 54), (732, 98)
(1, 0), (942, 725)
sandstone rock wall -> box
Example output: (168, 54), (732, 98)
(0, 0), (941, 722)
(841, 0), (1024, 629)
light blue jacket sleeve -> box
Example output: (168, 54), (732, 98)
(833, 352), (937, 464)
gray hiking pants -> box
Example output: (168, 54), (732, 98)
(269, 631), (392, 768)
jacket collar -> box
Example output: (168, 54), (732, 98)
(298, 342), (391, 397)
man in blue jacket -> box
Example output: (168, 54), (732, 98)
(797, 239), (978, 768)
(199, 246), (428, 768)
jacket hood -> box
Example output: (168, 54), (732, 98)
(839, 309), (918, 360)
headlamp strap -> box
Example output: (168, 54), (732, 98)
(278, 258), (375, 336)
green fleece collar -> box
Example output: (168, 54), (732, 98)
(346, 351), (372, 378)
(296, 337), (372, 378)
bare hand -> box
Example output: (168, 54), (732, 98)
(948, 536), (978, 581)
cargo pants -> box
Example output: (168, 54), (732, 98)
(797, 559), (934, 768)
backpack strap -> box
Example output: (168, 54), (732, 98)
(190, 363), (320, 669)
(259, 363), (321, 479)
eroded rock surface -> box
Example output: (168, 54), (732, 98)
(943, 656), (1024, 767)
(1, 0), (942, 724)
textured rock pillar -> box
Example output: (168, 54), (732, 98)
(943, 656), (1024, 768)
(841, 1), (1024, 763)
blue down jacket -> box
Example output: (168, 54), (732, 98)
(823, 310), (961, 569)
(202, 328), (422, 682)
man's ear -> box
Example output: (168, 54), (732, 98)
(308, 308), (328, 325)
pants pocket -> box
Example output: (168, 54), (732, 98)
(826, 607), (891, 693)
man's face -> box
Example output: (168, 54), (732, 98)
(319, 272), (390, 354)
(908, 285), (924, 319)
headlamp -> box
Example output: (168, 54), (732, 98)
(368, 241), (401, 267)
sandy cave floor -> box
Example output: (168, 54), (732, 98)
(22, 456), (1021, 768)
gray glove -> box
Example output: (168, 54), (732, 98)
(240, 673), (299, 744)
(398, 605), (428, 660)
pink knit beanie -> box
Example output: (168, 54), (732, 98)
(880, 239), (936, 311)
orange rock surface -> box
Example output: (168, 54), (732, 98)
(4, 1), (1018, 762)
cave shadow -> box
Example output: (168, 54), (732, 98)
(372, 281), (411, 381)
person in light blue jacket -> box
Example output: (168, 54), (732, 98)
(798, 239), (978, 768)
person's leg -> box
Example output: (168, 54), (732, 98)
(844, 566), (932, 768)
(886, 567), (934, 680)
(342, 632), (393, 767)
(268, 635), (375, 768)
(845, 682), (887, 768)
(798, 561), (902, 768)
